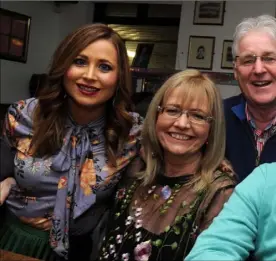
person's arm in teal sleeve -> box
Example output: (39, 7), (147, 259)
(185, 164), (267, 261)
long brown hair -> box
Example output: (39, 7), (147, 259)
(31, 24), (133, 165)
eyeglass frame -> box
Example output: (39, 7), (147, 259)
(157, 105), (214, 124)
(234, 54), (276, 67)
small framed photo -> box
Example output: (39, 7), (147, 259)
(193, 1), (225, 25)
(131, 43), (154, 68)
(0, 8), (31, 63)
(221, 40), (233, 69)
(187, 36), (215, 70)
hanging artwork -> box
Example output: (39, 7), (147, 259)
(0, 8), (31, 63)
(187, 35), (215, 70)
(221, 40), (234, 69)
(193, 1), (225, 25)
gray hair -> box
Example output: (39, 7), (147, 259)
(232, 14), (276, 58)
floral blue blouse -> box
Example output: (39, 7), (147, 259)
(2, 98), (143, 259)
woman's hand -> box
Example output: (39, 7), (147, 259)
(0, 177), (16, 205)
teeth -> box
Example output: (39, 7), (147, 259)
(252, 81), (271, 87)
(170, 133), (190, 140)
(78, 85), (98, 92)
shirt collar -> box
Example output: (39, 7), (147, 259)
(245, 103), (276, 131)
(231, 98), (276, 130)
(231, 96), (246, 120)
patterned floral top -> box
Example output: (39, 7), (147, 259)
(99, 166), (236, 261)
(2, 98), (143, 259)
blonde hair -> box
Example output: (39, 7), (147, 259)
(139, 69), (230, 192)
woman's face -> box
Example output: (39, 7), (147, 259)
(63, 39), (119, 119)
(155, 88), (211, 161)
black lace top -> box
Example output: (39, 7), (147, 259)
(98, 168), (236, 261)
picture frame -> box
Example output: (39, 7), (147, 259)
(0, 8), (31, 63)
(221, 40), (234, 69)
(131, 43), (154, 68)
(193, 1), (225, 25)
(187, 35), (215, 70)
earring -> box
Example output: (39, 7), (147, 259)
(151, 152), (156, 158)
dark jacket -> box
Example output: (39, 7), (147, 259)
(224, 94), (276, 182)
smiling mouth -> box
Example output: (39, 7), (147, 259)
(77, 84), (99, 93)
(251, 81), (272, 87)
(170, 133), (191, 140)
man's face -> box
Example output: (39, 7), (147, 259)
(234, 31), (276, 108)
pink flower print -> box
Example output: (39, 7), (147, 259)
(43, 159), (52, 173)
(191, 225), (199, 241)
(125, 215), (134, 226)
(135, 219), (142, 229)
(147, 185), (156, 194)
(58, 176), (68, 189)
(122, 253), (130, 261)
(135, 207), (142, 217)
(116, 188), (126, 200)
(134, 240), (152, 261)
(49, 238), (58, 248)
(30, 162), (41, 174)
(109, 244), (115, 254)
(116, 234), (123, 244)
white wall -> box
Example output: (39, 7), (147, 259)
(176, 1), (276, 99)
(0, 1), (94, 104)
(58, 2), (95, 41)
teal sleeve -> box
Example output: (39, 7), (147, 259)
(185, 164), (267, 261)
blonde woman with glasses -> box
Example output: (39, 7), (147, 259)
(98, 69), (236, 261)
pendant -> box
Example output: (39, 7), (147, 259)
(161, 185), (172, 200)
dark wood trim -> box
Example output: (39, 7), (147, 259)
(93, 3), (180, 26)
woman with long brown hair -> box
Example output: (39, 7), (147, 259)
(0, 23), (143, 261)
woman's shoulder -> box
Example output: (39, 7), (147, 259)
(7, 98), (38, 119)
(4, 98), (37, 137)
(212, 160), (237, 188)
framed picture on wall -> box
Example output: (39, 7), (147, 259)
(221, 40), (234, 69)
(0, 8), (31, 63)
(187, 35), (215, 70)
(193, 1), (225, 25)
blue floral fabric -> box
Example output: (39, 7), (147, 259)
(3, 98), (143, 259)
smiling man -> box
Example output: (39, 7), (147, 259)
(224, 14), (276, 181)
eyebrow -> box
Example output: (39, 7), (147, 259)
(76, 54), (116, 66)
(262, 51), (276, 56)
(240, 51), (276, 56)
(166, 104), (207, 113)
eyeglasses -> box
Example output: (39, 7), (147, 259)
(235, 54), (276, 67)
(157, 106), (213, 125)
